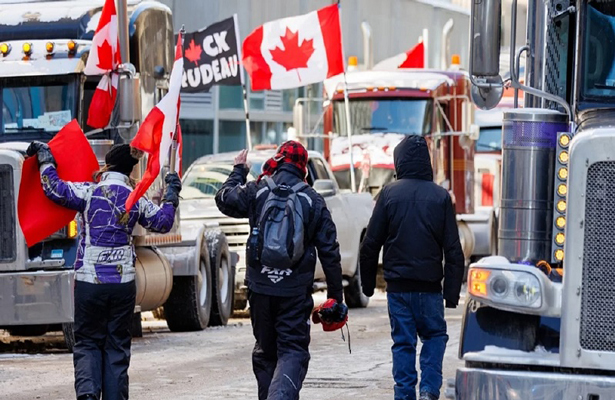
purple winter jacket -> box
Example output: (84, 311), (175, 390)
(40, 164), (176, 284)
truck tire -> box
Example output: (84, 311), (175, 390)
(62, 323), (75, 353)
(345, 258), (370, 308)
(7, 325), (49, 337)
(206, 230), (234, 327)
(164, 245), (212, 332)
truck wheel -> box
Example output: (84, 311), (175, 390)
(7, 325), (49, 337)
(62, 323), (75, 353)
(345, 258), (370, 308)
(164, 247), (212, 332)
(207, 230), (234, 327)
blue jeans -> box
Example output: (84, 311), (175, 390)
(387, 292), (448, 400)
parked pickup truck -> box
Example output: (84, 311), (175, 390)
(179, 148), (374, 310)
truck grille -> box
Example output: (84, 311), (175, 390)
(217, 218), (250, 250)
(580, 161), (615, 351)
(0, 165), (16, 262)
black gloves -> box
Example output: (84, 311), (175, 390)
(163, 172), (182, 208)
(319, 301), (349, 323)
(445, 300), (457, 309)
(26, 141), (56, 167)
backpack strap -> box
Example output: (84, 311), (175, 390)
(255, 176), (277, 199)
(291, 182), (312, 207)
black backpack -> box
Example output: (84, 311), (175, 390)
(251, 177), (311, 269)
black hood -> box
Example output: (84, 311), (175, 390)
(393, 135), (433, 181)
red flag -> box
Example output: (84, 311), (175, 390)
(125, 33), (183, 211)
(84, 0), (121, 129)
(242, 4), (344, 91)
(398, 42), (425, 68)
(18, 120), (100, 247)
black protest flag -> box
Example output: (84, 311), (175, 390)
(181, 16), (242, 93)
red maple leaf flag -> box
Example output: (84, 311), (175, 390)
(243, 4), (344, 90)
(270, 27), (315, 82)
(398, 42), (425, 68)
(373, 40), (426, 70)
(18, 120), (100, 246)
(125, 33), (184, 211)
(84, 0), (121, 129)
(185, 39), (202, 66)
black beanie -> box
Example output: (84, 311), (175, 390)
(105, 144), (140, 176)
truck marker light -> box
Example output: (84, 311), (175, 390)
(67, 40), (77, 54)
(557, 183), (567, 196)
(46, 42), (55, 54)
(471, 281), (488, 296)
(558, 167), (568, 180)
(68, 220), (78, 239)
(559, 150), (569, 164)
(557, 200), (566, 212)
(554, 249), (564, 261)
(556, 216), (566, 229)
(555, 232), (565, 245)
(0, 43), (9, 56)
(22, 42), (32, 56)
(559, 134), (570, 147)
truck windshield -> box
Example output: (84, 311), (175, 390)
(580, 0), (615, 105)
(1, 76), (78, 136)
(333, 98), (432, 136)
(476, 127), (502, 152)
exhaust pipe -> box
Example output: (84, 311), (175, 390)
(361, 21), (373, 70)
(441, 19), (454, 69)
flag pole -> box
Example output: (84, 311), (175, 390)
(234, 13), (252, 150)
(337, 2), (356, 192)
(169, 25), (185, 175)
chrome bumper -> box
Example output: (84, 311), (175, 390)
(451, 367), (615, 400)
(0, 270), (74, 325)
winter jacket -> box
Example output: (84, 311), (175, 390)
(40, 164), (176, 284)
(359, 135), (465, 307)
(215, 163), (344, 303)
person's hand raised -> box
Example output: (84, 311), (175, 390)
(234, 149), (249, 166)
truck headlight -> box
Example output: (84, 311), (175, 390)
(469, 268), (542, 309)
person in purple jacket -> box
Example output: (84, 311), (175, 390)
(26, 142), (181, 400)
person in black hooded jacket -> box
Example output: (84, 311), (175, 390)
(360, 135), (464, 400)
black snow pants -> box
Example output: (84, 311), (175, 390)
(73, 280), (136, 400)
(249, 291), (314, 400)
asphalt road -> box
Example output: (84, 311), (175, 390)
(0, 291), (464, 400)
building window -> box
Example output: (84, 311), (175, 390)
(219, 85), (243, 109)
(219, 120), (248, 152)
(179, 118), (214, 170)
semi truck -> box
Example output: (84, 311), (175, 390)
(449, 0), (615, 398)
(0, 0), (234, 349)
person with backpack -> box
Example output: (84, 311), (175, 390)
(26, 142), (181, 400)
(215, 141), (348, 400)
(359, 135), (465, 400)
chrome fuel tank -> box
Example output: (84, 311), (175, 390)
(498, 109), (568, 263)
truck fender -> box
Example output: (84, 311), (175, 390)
(157, 224), (208, 277)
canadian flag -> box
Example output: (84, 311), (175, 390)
(373, 41), (425, 70)
(125, 33), (183, 211)
(242, 4), (344, 91)
(84, 0), (121, 129)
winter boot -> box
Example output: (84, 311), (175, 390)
(419, 392), (438, 400)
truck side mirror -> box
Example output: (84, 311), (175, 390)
(313, 179), (337, 197)
(470, 0), (504, 110)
